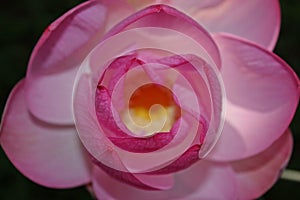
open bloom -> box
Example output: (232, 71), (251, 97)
(0, 0), (299, 199)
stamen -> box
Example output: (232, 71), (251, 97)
(122, 83), (180, 136)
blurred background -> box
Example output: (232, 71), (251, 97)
(0, 0), (299, 199)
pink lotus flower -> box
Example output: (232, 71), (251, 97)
(1, 0), (299, 199)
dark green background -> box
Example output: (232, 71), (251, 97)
(0, 0), (299, 199)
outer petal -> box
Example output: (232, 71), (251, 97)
(129, 0), (280, 50)
(208, 34), (299, 161)
(128, 0), (223, 10)
(92, 160), (237, 200)
(0, 80), (91, 188)
(93, 157), (174, 190)
(25, 0), (133, 124)
(176, 0), (280, 50)
(103, 4), (221, 69)
(231, 130), (293, 200)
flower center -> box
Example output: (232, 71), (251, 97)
(122, 83), (181, 137)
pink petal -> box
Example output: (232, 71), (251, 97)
(134, 173), (174, 190)
(73, 75), (125, 171)
(130, 0), (280, 50)
(0, 80), (91, 188)
(98, 0), (134, 31)
(92, 157), (174, 190)
(148, 145), (201, 175)
(104, 4), (221, 69)
(208, 34), (299, 161)
(25, 0), (132, 124)
(231, 129), (293, 200)
(108, 132), (178, 153)
(92, 160), (237, 200)
(191, 0), (281, 50)
(128, 0), (223, 10)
